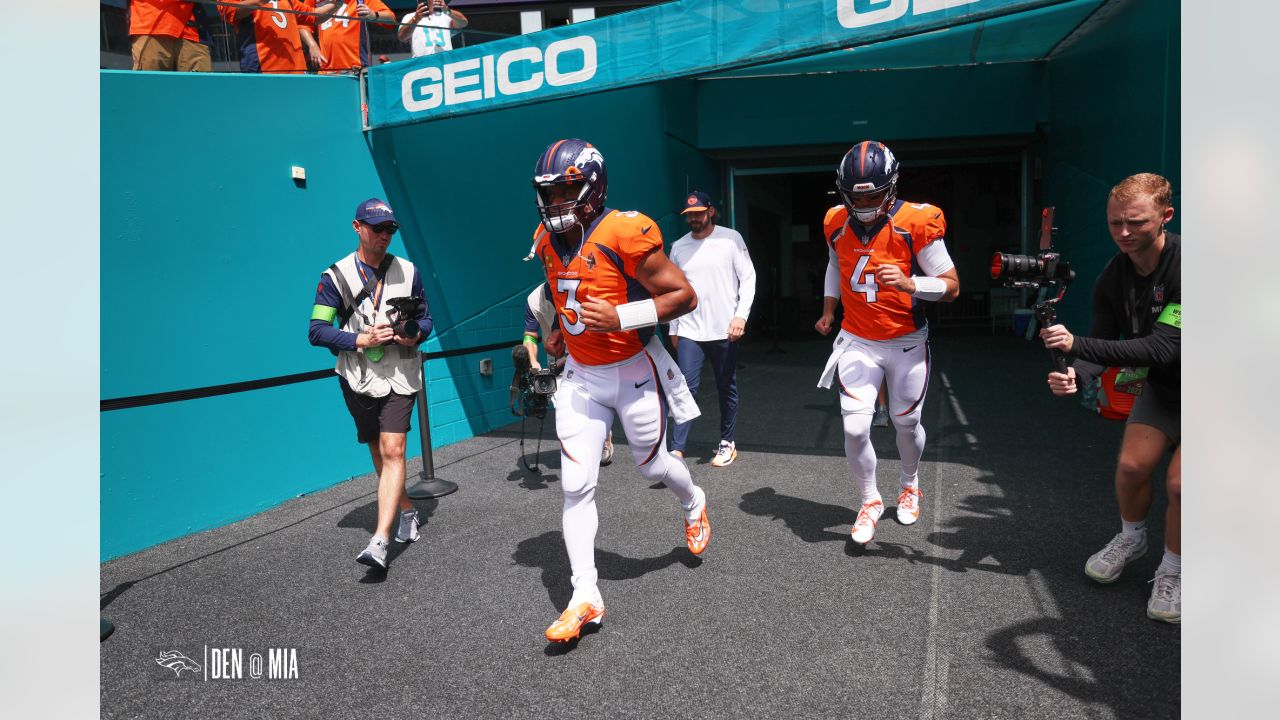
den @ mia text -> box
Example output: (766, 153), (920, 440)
(208, 647), (298, 680)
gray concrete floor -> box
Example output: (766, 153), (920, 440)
(101, 334), (1179, 719)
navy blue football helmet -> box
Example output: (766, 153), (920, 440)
(835, 140), (899, 225)
(532, 139), (608, 234)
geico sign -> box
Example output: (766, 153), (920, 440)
(836, 0), (979, 29)
(401, 36), (597, 112)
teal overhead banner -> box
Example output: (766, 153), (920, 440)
(365, 0), (1069, 129)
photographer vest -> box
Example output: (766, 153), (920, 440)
(324, 252), (422, 397)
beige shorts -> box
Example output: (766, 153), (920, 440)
(131, 35), (211, 72)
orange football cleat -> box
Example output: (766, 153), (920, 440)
(685, 496), (711, 555)
(545, 600), (605, 643)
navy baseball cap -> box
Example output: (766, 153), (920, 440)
(681, 190), (713, 214)
(355, 198), (399, 227)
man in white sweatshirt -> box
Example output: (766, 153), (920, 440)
(668, 191), (757, 467)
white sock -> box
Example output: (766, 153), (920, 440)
(899, 472), (919, 490)
(861, 490), (883, 507)
(1121, 518), (1146, 539)
(569, 585), (602, 607)
(1157, 549), (1181, 575)
(682, 486), (706, 523)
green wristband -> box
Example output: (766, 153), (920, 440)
(1156, 302), (1181, 329)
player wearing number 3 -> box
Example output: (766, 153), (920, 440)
(528, 138), (710, 643)
(815, 141), (960, 545)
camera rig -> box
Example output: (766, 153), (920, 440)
(990, 207), (1075, 373)
(510, 344), (562, 473)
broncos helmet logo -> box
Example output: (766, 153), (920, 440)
(155, 650), (202, 677)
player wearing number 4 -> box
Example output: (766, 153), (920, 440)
(815, 141), (960, 545)
(528, 138), (709, 643)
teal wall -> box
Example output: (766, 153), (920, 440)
(696, 63), (1048, 149)
(101, 71), (398, 560)
(1042, 0), (1180, 328)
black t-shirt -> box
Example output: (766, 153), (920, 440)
(1071, 233), (1181, 395)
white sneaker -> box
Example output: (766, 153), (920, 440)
(872, 407), (890, 427)
(1084, 532), (1148, 583)
(356, 536), (389, 569)
(395, 509), (420, 543)
(1147, 570), (1181, 624)
(850, 500), (885, 545)
(710, 440), (737, 467)
(896, 486), (923, 525)
(600, 434), (614, 466)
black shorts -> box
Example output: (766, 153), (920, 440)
(1127, 381), (1180, 446)
(339, 378), (416, 444)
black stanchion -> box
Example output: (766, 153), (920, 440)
(101, 618), (115, 642)
(405, 354), (457, 499)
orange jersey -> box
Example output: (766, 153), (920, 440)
(824, 201), (947, 341)
(533, 210), (663, 366)
(129, 0), (200, 41)
(316, 0), (393, 73)
(220, 0), (312, 74)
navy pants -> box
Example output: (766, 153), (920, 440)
(670, 337), (738, 452)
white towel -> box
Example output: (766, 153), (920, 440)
(645, 335), (701, 424)
(817, 330), (857, 389)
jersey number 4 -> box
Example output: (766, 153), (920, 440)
(556, 278), (588, 335)
(850, 255), (879, 303)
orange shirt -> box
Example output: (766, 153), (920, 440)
(823, 201), (947, 341)
(129, 0), (199, 42)
(316, 0), (394, 73)
(220, 0), (313, 74)
(533, 210), (663, 366)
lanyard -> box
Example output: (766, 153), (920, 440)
(356, 260), (384, 320)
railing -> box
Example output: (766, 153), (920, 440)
(102, 338), (518, 498)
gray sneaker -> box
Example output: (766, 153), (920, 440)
(872, 407), (891, 427)
(356, 536), (389, 569)
(1147, 570), (1181, 624)
(395, 509), (420, 543)
(1084, 532), (1148, 583)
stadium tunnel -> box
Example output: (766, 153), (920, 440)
(100, 0), (1177, 558)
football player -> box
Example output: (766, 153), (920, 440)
(815, 141), (960, 545)
(529, 138), (709, 643)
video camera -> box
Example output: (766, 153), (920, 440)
(511, 345), (559, 419)
(385, 296), (426, 338)
(990, 207), (1074, 373)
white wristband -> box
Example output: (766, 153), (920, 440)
(910, 275), (947, 301)
(616, 298), (659, 330)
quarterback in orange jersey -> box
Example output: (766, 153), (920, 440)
(527, 138), (710, 644)
(814, 140), (960, 546)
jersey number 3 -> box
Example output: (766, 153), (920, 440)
(850, 255), (879, 303)
(557, 278), (588, 335)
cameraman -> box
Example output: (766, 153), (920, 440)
(1040, 173), (1181, 623)
(518, 283), (613, 465)
(308, 198), (433, 571)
